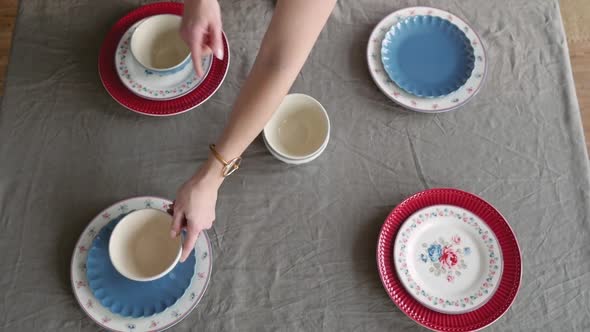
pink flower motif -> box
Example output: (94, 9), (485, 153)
(197, 272), (206, 279)
(432, 104), (439, 110)
(452, 235), (461, 244)
(464, 297), (469, 302)
(410, 100), (417, 106)
(447, 15), (453, 21)
(440, 246), (459, 268)
(467, 87), (474, 94)
(78, 246), (87, 253)
(86, 299), (93, 308)
(447, 275), (455, 283)
(482, 234), (488, 240)
(150, 321), (158, 328)
(76, 281), (87, 289)
(438, 211), (443, 216)
(483, 282), (489, 288)
(490, 259), (496, 264)
(102, 316), (111, 324)
(439, 299), (444, 304)
(393, 91), (400, 97)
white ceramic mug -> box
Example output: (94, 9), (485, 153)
(109, 208), (182, 282)
(130, 14), (191, 75)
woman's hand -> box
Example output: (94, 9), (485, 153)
(171, 160), (223, 262)
(180, 0), (224, 77)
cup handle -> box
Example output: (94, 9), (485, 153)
(166, 201), (175, 216)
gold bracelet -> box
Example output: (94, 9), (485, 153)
(209, 144), (242, 177)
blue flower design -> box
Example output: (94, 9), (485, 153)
(428, 244), (442, 262)
(464, 247), (471, 255)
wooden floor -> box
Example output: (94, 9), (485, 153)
(0, 0), (588, 153)
(0, 0), (17, 95)
(569, 42), (590, 153)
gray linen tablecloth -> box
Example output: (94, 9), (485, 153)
(1, 0), (589, 330)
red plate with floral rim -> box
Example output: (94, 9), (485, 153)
(98, 2), (230, 116)
(377, 188), (521, 331)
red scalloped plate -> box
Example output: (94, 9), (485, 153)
(98, 2), (230, 116)
(377, 188), (522, 331)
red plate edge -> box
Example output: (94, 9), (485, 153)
(377, 188), (522, 332)
(98, 2), (230, 116)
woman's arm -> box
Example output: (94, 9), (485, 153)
(214, 0), (337, 160)
(173, 0), (336, 261)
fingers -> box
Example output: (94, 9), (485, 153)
(180, 22), (205, 77)
(208, 23), (224, 60)
(189, 38), (205, 77)
(170, 207), (184, 239)
(181, 227), (200, 262)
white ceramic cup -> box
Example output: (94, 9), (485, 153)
(130, 14), (191, 74)
(109, 208), (182, 282)
(263, 94), (330, 163)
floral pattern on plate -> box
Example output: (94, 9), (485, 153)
(420, 235), (471, 283)
(367, 7), (487, 112)
(71, 196), (212, 332)
(394, 205), (502, 314)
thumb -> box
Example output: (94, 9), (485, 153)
(170, 208), (184, 238)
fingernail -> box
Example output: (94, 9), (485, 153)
(170, 230), (177, 238)
(216, 47), (224, 60)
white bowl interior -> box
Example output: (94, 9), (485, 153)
(131, 14), (190, 70)
(264, 94), (329, 159)
(109, 209), (181, 281)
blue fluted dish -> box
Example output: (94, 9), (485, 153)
(381, 15), (475, 98)
(86, 213), (196, 318)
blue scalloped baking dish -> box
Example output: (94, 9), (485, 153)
(381, 15), (475, 98)
(86, 213), (196, 318)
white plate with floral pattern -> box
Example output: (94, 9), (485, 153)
(367, 7), (487, 113)
(115, 21), (213, 101)
(71, 196), (212, 332)
(393, 205), (503, 314)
